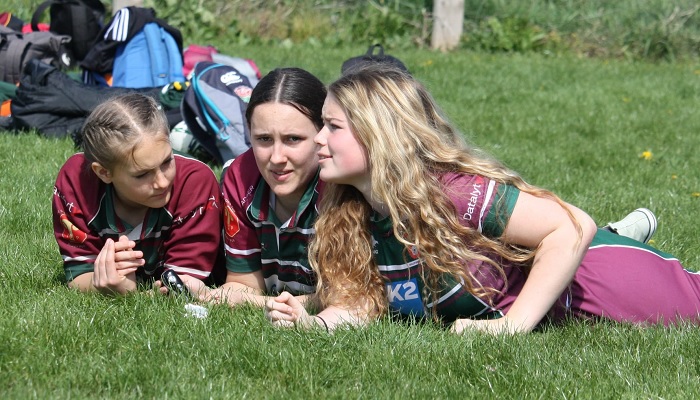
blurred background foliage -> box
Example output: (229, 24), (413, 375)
(5, 0), (700, 61)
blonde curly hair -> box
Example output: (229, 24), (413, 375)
(309, 65), (579, 320)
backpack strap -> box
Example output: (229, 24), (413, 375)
(191, 63), (232, 141)
(30, 0), (55, 32)
(366, 43), (385, 57)
(143, 23), (167, 86)
(66, 1), (95, 59)
(143, 22), (183, 87)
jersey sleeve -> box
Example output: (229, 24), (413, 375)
(220, 150), (263, 274)
(441, 173), (520, 238)
(52, 154), (104, 282)
(161, 157), (223, 280)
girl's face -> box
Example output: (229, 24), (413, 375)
(250, 102), (320, 205)
(95, 135), (176, 212)
(315, 94), (369, 187)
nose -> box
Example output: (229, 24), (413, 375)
(270, 142), (287, 164)
(153, 169), (169, 190)
(314, 126), (328, 145)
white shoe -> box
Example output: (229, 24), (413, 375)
(605, 208), (657, 244)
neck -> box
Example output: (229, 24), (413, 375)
(113, 192), (148, 227)
(274, 194), (301, 222)
(355, 181), (389, 218)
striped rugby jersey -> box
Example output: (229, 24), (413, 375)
(52, 153), (223, 284)
(371, 172), (519, 322)
(221, 149), (321, 295)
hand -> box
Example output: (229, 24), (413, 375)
(264, 292), (312, 328)
(92, 238), (139, 295)
(451, 316), (519, 335)
(112, 235), (144, 273)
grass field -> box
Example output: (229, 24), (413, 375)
(2, 43), (700, 398)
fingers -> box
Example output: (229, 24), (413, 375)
(264, 296), (296, 324)
(93, 238), (120, 291)
(111, 236), (144, 274)
(272, 320), (295, 328)
(114, 235), (137, 252)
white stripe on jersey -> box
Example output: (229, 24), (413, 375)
(224, 243), (261, 256)
(478, 180), (496, 233)
(425, 282), (463, 308)
(63, 255), (97, 262)
(377, 258), (421, 272)
(259, 220), (315, 234)
(588, 244), (680, 262)
(261, 258), (312, 273)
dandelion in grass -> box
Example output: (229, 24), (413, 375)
(692, 192), (700, 198)
(622, 97), (631, 103)
(640, 150), (652, 160)
(672, 174), (677, 180)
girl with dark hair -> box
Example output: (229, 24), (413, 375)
(52, 93), (223, 295)
(185, 67), (328, 308)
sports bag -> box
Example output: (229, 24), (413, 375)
(0, 25), (72, 84)
(10, 59), (164, 139)
(111, 22), (184, 88)
(31, 0), (106, 64)
(181, 61), (257, 165)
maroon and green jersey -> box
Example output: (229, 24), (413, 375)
(372, 172), (518, 322)
(53, 153), (223, 284)
(221, 149), (321, 295)
(374, 172), (700, 327)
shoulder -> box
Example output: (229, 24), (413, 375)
(439, 172), (494, 201)
(222, 149), (258, 179)
(173, 154), (218, 182)
(56, 153), (99, 187)
(221, 149), (262, 202)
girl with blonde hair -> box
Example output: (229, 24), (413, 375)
(53, 93), (223, 295)
(266, 65), (700, 334)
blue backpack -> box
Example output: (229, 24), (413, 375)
(111, 22), (183, 88)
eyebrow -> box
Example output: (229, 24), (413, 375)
(132, 153), (172, 174)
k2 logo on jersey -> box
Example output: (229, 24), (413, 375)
(386, 278), (424, 316)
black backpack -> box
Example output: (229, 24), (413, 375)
(341, 44), (409, 74)
(0, 25), (72, 84)
(31, 0), (106, 64)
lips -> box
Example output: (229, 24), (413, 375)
(317, 153), (331, 160)
(153, 188), (171, 199)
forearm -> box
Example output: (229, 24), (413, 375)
(213, 284), (316, 309)
(209, 282), (265, 306)
(68, 272), (137, 295)
(311, 305), (375, 331)
(503, 221), (595, 333)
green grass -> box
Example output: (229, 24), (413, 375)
(2, 45), (700, 398)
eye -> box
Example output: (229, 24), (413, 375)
(286, 136), (303, 143)
(161, 157), (174, 171)
(255, 136), (272, 143)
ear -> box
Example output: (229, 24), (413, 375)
(91, 162), (113, 184)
